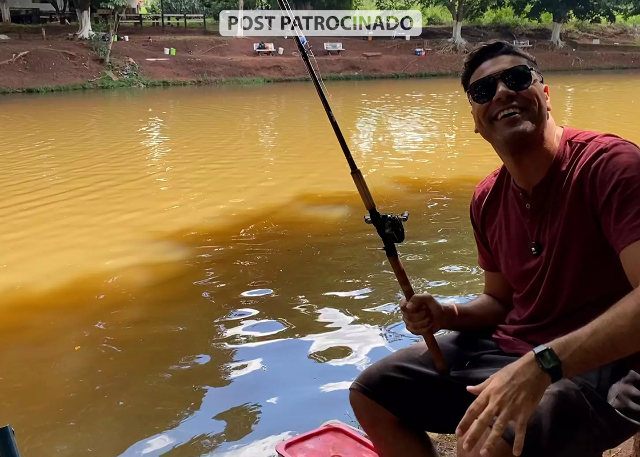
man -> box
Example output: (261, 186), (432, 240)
(349, 40), (640, 457)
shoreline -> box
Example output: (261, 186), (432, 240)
(2, 27), (640, 95)
(3, 64), (640, 95)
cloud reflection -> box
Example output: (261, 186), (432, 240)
(302, 308), (389, 370)
(319, 381), (353, 392)
(206, 432), (293, 457)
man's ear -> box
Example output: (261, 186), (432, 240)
(471, 109), (479, 134)
(544, 84), (552, 112)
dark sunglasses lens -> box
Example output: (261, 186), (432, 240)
(469, 77), (497, 104)
(503, 65), (533, 91)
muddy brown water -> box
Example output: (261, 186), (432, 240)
(0, 71), (639, 457)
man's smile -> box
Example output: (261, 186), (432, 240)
(496, 107), (522, 120)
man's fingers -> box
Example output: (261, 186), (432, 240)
(462, 405), (497, 452)
(456, 395), (490, 440)
(404, 316), (431, 329)
(406, 323), (433, 336)
(479, 410), (511, 457)
(456, 397), (485, 436)
(467, 377), (491, 396)
(512, 415), (528, 456)
(404, 309), (428, 323)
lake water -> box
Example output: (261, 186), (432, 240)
(0, 71), (639, 457)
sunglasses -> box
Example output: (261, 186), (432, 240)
(467, 64), (544, 105)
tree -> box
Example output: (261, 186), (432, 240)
(1, 0), (10, 24)
(75, 0), (94, 39)
(510, 0), (620, 47)
(419, 0), (496, 47)
(49, 0), (69, 24)
(102, 0), (129, 64)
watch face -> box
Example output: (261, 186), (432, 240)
(538, 349), (557, 369)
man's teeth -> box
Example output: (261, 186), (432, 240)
(497, 108), (521, 120)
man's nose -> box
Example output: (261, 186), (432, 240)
(493, 79), (516, 101)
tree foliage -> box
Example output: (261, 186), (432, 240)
(508, 0), (620, 23)
(609, 0), (640, 18)
(147, 0), (351, 16)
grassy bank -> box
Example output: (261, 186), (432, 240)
(0, 72), (452, 94)
(3, 64), (640, 95)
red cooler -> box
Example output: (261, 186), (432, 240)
(276, 422), (378, 457)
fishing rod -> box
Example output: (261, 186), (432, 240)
(273, 2), (448, 374)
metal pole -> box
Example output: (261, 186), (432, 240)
(0, 425), (21, 457)
(160, 0), (164, 30)
(273, 0), (447, 374)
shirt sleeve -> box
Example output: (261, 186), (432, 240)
(470, 194), (500, 272)
(590, 139), (640, 255)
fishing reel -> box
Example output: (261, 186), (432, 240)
(364, 210), (409, 245)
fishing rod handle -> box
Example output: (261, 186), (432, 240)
(351, 170), (375, 210)
(388, 256), (449, 374)
(350, 169), (448, 373)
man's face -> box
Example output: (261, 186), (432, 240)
(468, 55), (551, 150)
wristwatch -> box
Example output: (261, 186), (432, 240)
(533, 345), (563, 383)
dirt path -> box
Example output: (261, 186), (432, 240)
(1, 24), (640, 91)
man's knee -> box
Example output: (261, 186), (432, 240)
(349, 389), (367, 417)
(350, 389), (390, 421)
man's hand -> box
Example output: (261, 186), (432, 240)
(456, 352), (551, 457)
(400, 294), (457, 335)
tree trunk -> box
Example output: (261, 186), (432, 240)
(447, 1), (466, 48)
(49, 0), (61, 24)
(236, 0), (243, 37)
(104, 12), (119, 65)
(105, 23), (114, 64)
(451, 20), (465, 45)
(550, 9), (567, 48)
(551, 21), (564, 47)
(75, 8), (93, 39)
(0, 0), (11, 24)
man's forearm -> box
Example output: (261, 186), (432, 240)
(549, 286), (640, 378)
(445, 293), (510, 332)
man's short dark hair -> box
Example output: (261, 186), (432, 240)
(461, 40), (539, 92)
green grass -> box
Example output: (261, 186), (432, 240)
(421, 5), (451, 26)
(0, 71), (457, 95)
(4, 65), (640, 96)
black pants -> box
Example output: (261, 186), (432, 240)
(350, 331), (640, 457)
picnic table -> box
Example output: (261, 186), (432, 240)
(254, 42), (277, 56)
(513, 39), (532, 48)
(324, 42), (344, 55)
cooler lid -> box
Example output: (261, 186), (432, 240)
(276, 423), (378, 457)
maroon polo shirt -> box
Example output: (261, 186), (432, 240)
(471, 127), (640, 355)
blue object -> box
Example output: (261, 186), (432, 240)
(300, 35), (307, 46)
(0, 425), (21, 457)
